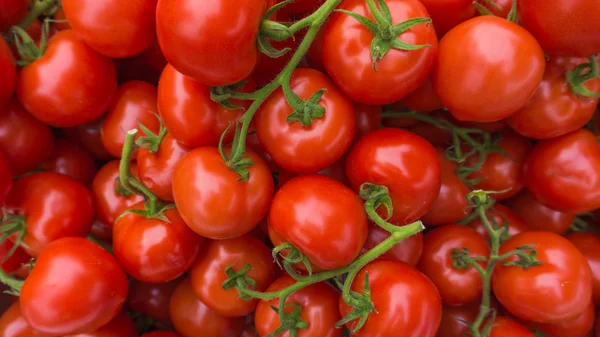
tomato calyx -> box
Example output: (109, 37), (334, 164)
(210, 81), (249, 111)
(136, 117), (168, 154)
(11, 18), (52, 66)
(218, 122), (255, 181)
(258, 0), (295, 58)
(0, 214), (29, 260)
(499, 244), (543, 269)
(359, 183), (397, 230)
(114, 177), (133, 197)
(272, 242), (314, 279)
(16, 0), (58, 32)
(266, 302), (309, 337)
(451, 248), (488, 270)
(284, 86), (327, 127)
(221, 263), (258, 300)
(474, 0), (518, 22)
(566, 56), (600, 100)
(336, 274), (376, 334)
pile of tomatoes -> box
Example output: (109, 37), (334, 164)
(0, 0), (600, 336)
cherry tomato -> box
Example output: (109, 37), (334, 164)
(0, 36), (16, 108)
(567, 233), (600, 303)
(509, 191), (574, 235)
(433, 16), (545, 122)
(172, 147), (274, 239)
(346, 128), (441, 224)
(40, 138), (97, 187)
(255, 275), (342, 337)
(0, 301), (53, 337)
(127, 278), (180, 324)
(142, 333), (180, 337)
(0, 99), (54, 176)
(524, 129), (600, 214)
(62, 118), (114, 161)
(0, 0), (28, 33)
(64, 312), (137, 337)
(353, 103), (381, 142)
(361, 223), (423, 266)
(437, 303), (479, 337)
(17, 30), (118, 127)
(0, 150), (12, 206)
(467, 203), (530, 241)
(20, 237), (128, 335)
(340, 259), (441, 337)
(322, 0), (438, 105)
(492, 231), (592, 323)
(487, 317), (535, 337)
(400, 77), (444, 112)
(0, 239), (30, 275)
(170, 279), (244, 337)
(255, 68), (355, 173)
(269, 174), (368, 270)
(419, 0), (476, 37)
(527, 301), (595, 337)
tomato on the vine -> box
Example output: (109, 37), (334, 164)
(63, 312), (138, 337)
(567, 233), (600, 303)
(477, 0), (512, 18)
(526, 301), (595, 337)
(0, 239), (29, 275)
(40, 138), (97, 187)
(142, 333), (180, 337)
(0, 0), (28, 32)
(0, 150), (12, 206)
(467, 203), (530, 241)
(437, 302), (479, 337)
(361, 223), (423, 266)
(509, 191), (574, 235)
(62, 118), (114, 161)
(418, 0), (476, 37)
(278, 0), (324, 14)
(400, 77), (444, 112)
(487, 317), (536, 337)
(0, 301), (52, 337)
(0, 36), (16, 108)
(127, 278), (180, 324)
(353, 103), (382, 142)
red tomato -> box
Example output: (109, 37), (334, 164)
(142, 333), (180, 337)
(467, 203), (530, 241)
(340, 259), (441, 337)
(0, 239), (30, 275)
(64, 312), (138, 337)
(322, 0), (438, 105)
(400, 77), (444, 112)
(567, 233), (600, 303)
(353, 103), (382, 142)
(17, 30), (118, 127)
(0, 0), (28, 32)
(527, 301), (594, 337)
(419, 0), (476, 37)
(477, 0), (512, 17)
(492, 231), (593, 323)
(255, 275), (342, 337)
(62, 118), (114, 161)
(487, 317), (535, 337)
(90, 220), (113, 243)
(172, 147), (274, 239)
(361, 223), (423, 266)
(0, 301), (53, 337)
(20, 237), (128, 335)
(170, 279), (244, 337)
(156, 0), (266, 86)
(101, 81), (160, 158)
(40, 138), (97, 187)
(246, 132), (279, 173)
(278, 0), (324, 14)
(269, 174), (368, 270)
(116, 38), (168, 86)
(0, 36), (16, 108)
(53, 8), (72, 31)
(434, 16), (545, 122)
(277, 155), (351, 188)
(190, 236), (276, 317)
(509, 190), (574, 235)
(255, 68), (355, 173)
(0, 150), (12, 206)
(127, 278), (180, 324)
(437, 303), (479, 337)
(252, 34), (301, 88)
(239, 323), (258, 337)
(346, 128), (441, 224)
(0, 99), (54, 176)
(408, 122), (453, 148)
(524, 129), (600, 214)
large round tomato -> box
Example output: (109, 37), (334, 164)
(509, 191), (574, 235)
(418, 0), (476, 37)
(40, 138), (97, 187)
(255, 68), (355, 173)
(62, 118), (114, 161)
(488, 317), (535, 337)
(0, 0), (28, 32)
(567, 233), (600, 304)
(63, 312), (138, 337)
(527, 301), (595, 337)
(346, 128), (441, 224)
(0, 36), (16, 108)
(467, 203), (530, 241)
(361, 223), (423, 266)
(127, 278), (180, 324)
(433, 16), (545, 122)
(20, 237), (128, 335)
(322, 0), (438, 105)
(0, 302), (52, 337)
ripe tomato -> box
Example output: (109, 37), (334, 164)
(0, 0), (28, 32)
(269, 174), (368, 270)
(346, 128), (441, 224)
(527, 301), (595, 337)
(418, 0), (476, 37)
(101, 81), (160, 158)
(239, 323), (258, 337)
(113, 202), (204, 283)
(170, 279), (244, 337)
(487, 317), (535, 337)
(567, 233), (600, 303)
(62, 118), (114, 161)
(0, 301), (52, 337)
(252, 33), (301, 88)
(340, 259), (441, 337)
(0, 150), (12, 206)
(524, 129), (600, 214)
(278, 0), (324, 14)
(142, 333), (180, 337)
(53, 8), (72, 31)
(353, 103), (381, 142)
(62, 0), (156, 58)
(172, 147), (274, 239)
(40, 138), (97, 187)
(0, 36), (16, 108)
(434, 16), (545, 122)
(255, 275), (342, 337)
(361, 223), (423, 266)
(400, 77), (444, 112)
(127, 278), (180, 324)
(190, 235), (276, 317)
(477, 0), (512, 17)
(17, 30), (117, 127)
(64, 312), (138, 337)
(255, 68), (355, 173)
(492, 231), (592, 323)
(116, 38), (168, 86)
(437, 302), (479, 337)
(0, 99), (54, 176)
(0, 239), (30, 275)
(467, 204), (530, 241)
(407, 123), (453, 148)
(322, 0), (438, 105)
(5, 172), (94, 257)
(509, 191), (574, 235)
(156, 0), (266, 86)
(20, 237), (128, 335)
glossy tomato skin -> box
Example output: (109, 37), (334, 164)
(127, 278), (179, 324)
(17, 30), (117, 127)
(101, 81), (160, 158)
(0, 37), (16, 108)
(20, 237), (128, 335)
(190, 236), (276, 317)
(323, 0), (438, 105)
(113, 202), (204, 283)
(62, 0), (156, 58)
(0, 100), (54, 176)
(436, 303), (479, 337)
(400, 77), (444, 112)
(524, 129), (600, 214)
(172, 147), (274, 240)
(62, 118), (114, 161)
(142, 333), (180, 337)
(0, 150), (12, 206)
(492, 231), (593, 323)
(419, 0), (476, 37)
(478, 0), (512, 17)
(488, 317), (535, 337)
(340, 259), (442, 337)
(353, 103), (382, 142)
(269, 174), (368, 270)
(509, 191), (574, 235)
(434, 16), (545, 122)
(63, 312), (138, 337)
(527, 301), (595, 337)
(346, 128), (441, 224)
(0, 0), (28, 32)
(278, 0), (324, 14)
(0, 302), (53, 337)
(255, 275), (342, 337)
(170, 279), (244, 337)
(567, 233), (600, 303)
(0, 239), (30, 275)
(255, 68), (355, 173)
(467, 204), (530, 241)
(156, 0), (266, 86)
(40, 138), (97, 187)
(361, 223), (423, 266)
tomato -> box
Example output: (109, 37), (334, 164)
(567, 233), (600, 304)
(127, 278), (180, 324)
(101, 81), (160, 158)
(467, 203), (530, 241)
(419, 0), (476, 37)
(421, 148), (471, 226)
(407, 123), (452, 148)
(353, 103), (381, 142)
(255, 275), (341, 337)
(346, 128), (441, 224)
(437, 303), (479, 337)
(137, 133), (190, 201)
(527, 301), (594, 337)
(156, 0), (266, 86)
(322, 0), (438, 105)
(246, 132), (279, 173)
(0, 302), (53, 337)
(492, 231), (592, 323)
(340, 259), (441, 337)
(240, 324), (258, 337)
(62, 118), (114, 161)
(361, 223), (423, 266)
(53, 8), (72, 31)
(509, 191), (574, 235)
(252, 35), (301, 88)
(190, 235), (276, 317)
(5, 172), (94, 257)
(487, 317), (535, 337)
(400, 77), (444, 112)
(17, 30), (117, 127)
(113, 202), (204, 283)
(0, 150), (12, 206)
(64, 312), (137, 337)
(255, 68), (355, 173)
(117, 38), (168, 86)
(20, 237), (128, 335)
(170, 279), (244, 337)
(0, 0), (28, 32)
(0, 239), (30, 275)
(0, 99), (54, 176)
(278, 0), (324, 14)
(172, 147), (274, 239)
(524, 129), (600, 214)
(40, 138), (97, 187)
(433, 16), (545, 122)
(0, 36), (16, 108)
(142, 333), (180, 337)
(509, 57), (600, 139)
(90, 220), (113, 243)
(477, 0), (512, 17)
(269, 174), (368, 270)
(382, 108), (431, 129)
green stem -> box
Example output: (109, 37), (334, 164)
(18, 0), (56, 29)
(364, 199), (400, 233)
(119, 130), (158, 215)
(0, 265), (24, 295)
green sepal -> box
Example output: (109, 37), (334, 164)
(210, 81), (247, 110)
(135, 114), (168, 153)
(336, 274), (377, 334)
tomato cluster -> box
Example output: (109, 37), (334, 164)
(0, 0), (599, 337)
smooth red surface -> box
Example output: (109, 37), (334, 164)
(353, 103), (382, 142)
(489, 317), (535, 337)
(0, 0), (28, 32)
(62, 118), (113, 161)
(419, 0), (476, 36)
(40, 138), (97, 187)
(0, 37), (16, 108)
(509, 190), (574, 235)
(401, 77), (444, 112)
(64, 312), (137, 337)
(527, 301), (594, 337)
(127, 278), (179, 324)
(0, 151), (12, 206)
(567, 233), (600, 304)
(0, 302), (53, 337)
